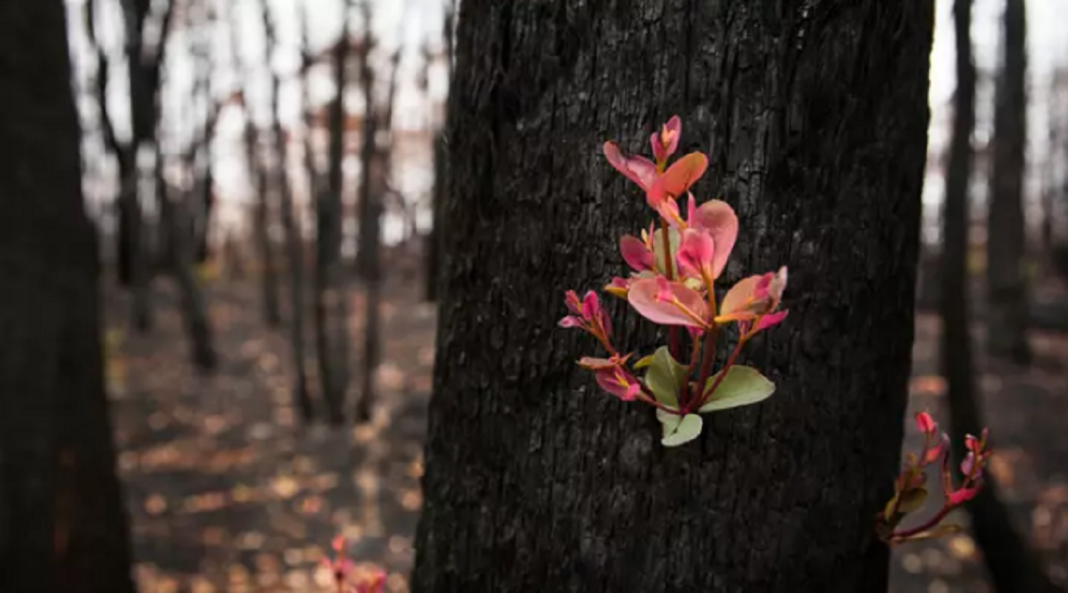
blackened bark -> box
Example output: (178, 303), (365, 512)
(986, 0), (1031, 364)
(412, 2), (932, 591)
(0, 3), (135, 590)
(262, 0), (314, 422)
(318, 2), (353, 425)
(156, 145), (218, 372)
(942, 4), (1057, 590)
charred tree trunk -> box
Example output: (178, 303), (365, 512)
(986, 0), (1031, 364)
(0, 3), (135, 590)
(118, 0), (174, 330)
(248, 126), (282, 328)
(412, 2), (932, 591)
(318, 2), (353, 426)
(942, 4), (1057, 589)
(356, 47), (400, 423)
(262, 0), (313, 422)
(156, 144), (218, 372)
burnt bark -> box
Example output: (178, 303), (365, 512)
(262, 0), (314, 422)
(985, 0), (1031, 364)
(0, 2), (135, 590)
(412, 2), (932, 592)
(318, 1), (354, 425)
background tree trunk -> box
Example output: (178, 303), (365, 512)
(262, 0), (314, 422)
(942, 3), (1057, 589)
(985, 0), (1031, 364)
(356, 46), (401, 423)
(412, 2), (932, 591)
(156, 141), (217, 372)
(0, 3), (135, 590)
(230, 11), (281, 327)
(318, 1), (353, 425)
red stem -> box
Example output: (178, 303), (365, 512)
(890, 504), (956, 540)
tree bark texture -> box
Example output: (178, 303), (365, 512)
(985, 0), (1031, 364)
(413, 2), (933, 592)
(0, 2), (135, 591)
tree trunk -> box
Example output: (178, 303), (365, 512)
(318, 2), (353, 425)
(425, 132), (444, 302)
(262, 0), (314, 422)
(356, 46), (401, 423)
(229, 7), (281, 328)
(942, 3), (1057, 589)
(986, 0), (1031, 364)
(249, 128), (282, 327)
(412, 2), (932, 591)
(118, 0), (173, 329)
(0, 2), (135, 590)
(157, 146), (218, 372)
(424, 3), (454, 303)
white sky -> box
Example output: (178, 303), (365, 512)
(67, 0), (1068, 245)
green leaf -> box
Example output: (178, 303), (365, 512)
(633, 354), (656, 370)
(662, 413), (703, 447)
(897, 487), (928, 514)
(656, 408), (681, 439)
(652, 227), (680, 275)
(698, 365), (776, 413)
(644, 346), (689, 408)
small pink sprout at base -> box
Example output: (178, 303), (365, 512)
(878, 412), (992, 547)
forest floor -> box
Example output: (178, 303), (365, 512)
(103, 268), (1068, 593)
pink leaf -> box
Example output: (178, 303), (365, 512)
(620, 235), (655, 272)
(754, 309), (788, 332)
(676, 228), (716, 281)
(651, 115), (682, 162)
(690, 199), (738, 278)
(564, 290), (582, 315)
(654, 152), (708, 199)
(603, 141), (657, 190)
(581, 290), (601, 321)
(627, 277), (710, 328)
(915, 411), (937, 435)
(716, 275), (765, 322)
(558, 315), (583, 328)
(594, 366), (640, 401)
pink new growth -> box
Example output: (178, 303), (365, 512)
(558, 116), (790, 441)
(877, 412), (992, 546)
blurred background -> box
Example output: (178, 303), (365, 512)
(42, 0), (1068, 590)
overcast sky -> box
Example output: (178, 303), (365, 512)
(68, 0), (1068, 242)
